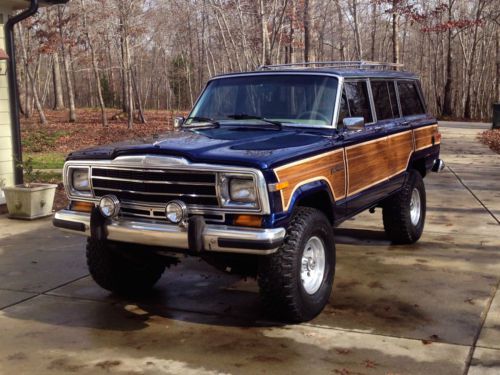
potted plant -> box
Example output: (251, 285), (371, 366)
(2, 158), (58, 220)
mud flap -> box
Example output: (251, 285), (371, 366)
(188, 215), (205, 254)
(90, 207), (109, 241)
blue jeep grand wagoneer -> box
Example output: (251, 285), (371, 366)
(54, 61), (444, 322)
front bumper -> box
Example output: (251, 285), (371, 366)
(53, 210), (285, 255)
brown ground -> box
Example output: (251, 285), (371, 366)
(21, 109), (188, 154)
(479, 129), (500, 154)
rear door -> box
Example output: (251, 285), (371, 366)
(342, 79), (414, 216)
(339, 79), (387, 214)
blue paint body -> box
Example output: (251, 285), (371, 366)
(67, 69), (441, 229)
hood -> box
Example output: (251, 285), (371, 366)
(67, 126), (337, 170)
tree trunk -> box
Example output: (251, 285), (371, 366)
(18, 23), (46, 125)
(335, 0), (345, 61)
(57, 6), (77, 122)
(124, 33), (134, 129)
(30, 62), (46, 125)
(52, 52), (65, 110)
(442, 2), (454, 117)
(80, 0), (107, 126)
(464, 0), (484, 119)
(496, 29), (500, 103)
(351, 0), (362, 60)
(259, 0), (270, 65)
(392, 0), (399, 65)
(371, 2), (377, 61)
(132, 68), (146, 124)
(303, 0), (310, 62)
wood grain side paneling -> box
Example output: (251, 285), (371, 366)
(273, 125), (439, 212)
(346, 131), (414, 196)
(414, 124), (440, 151)
(274, 149), (346, 211)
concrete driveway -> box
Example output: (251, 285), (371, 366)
(0, 122), (499, 375)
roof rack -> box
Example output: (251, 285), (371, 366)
(258, 60), (404, 71)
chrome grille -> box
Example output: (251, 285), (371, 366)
(91, 167), (219, 207)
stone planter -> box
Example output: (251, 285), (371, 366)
(2, 183), (58, 220)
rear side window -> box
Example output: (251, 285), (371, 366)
(371, 81), (399, 120)
(398, 81), (425, 116)
(342, 81), (373, 124)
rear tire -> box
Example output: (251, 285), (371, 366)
(258, 207), (335, 323)
(382, 170), (426, 244)
(86, 238), (166, 296)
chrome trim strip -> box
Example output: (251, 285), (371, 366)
(54, 210), (285, 255)
(92, 175), (216, 186)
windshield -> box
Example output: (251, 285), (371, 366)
(186, 74), (338, 127)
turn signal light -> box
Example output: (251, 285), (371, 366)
(70, 201), (94, 213)
(234, 215), (263, 228)
(268, 181), (289, 192)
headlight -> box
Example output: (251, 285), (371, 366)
(229, 178), (256, 203)
(219, 174), (258, 208)
(99, 195), (120, 218)
(71, 168), (90, 191)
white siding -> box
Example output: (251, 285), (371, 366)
(0, 9), (13, 203)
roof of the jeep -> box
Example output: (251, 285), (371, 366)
(212, 61), (419, 80)
(213, 68), (418, 80)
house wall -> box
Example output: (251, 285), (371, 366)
(0, 8), (13, 204)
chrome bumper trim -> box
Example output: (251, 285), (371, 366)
(54, 210), (285, 255)
(432, 158), (446, 173)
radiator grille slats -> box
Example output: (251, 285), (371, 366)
(91, 167), (219, 208)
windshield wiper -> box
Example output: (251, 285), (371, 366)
(185, 116), (220, 127)
(226, 114), (282, 129)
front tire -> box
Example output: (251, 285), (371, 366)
(258, 207), (335, 323)
(86, 238), (166, 296)
(382, 170), (426, 244)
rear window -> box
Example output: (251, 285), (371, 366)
(338, 81), (373, 125)
(397, 81), (425, 116)
(371, 81), (399, 120)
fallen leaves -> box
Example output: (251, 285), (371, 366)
(21, 109), (188, 155)
(479, 129), (500, 154)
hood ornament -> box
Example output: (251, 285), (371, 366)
(112, 155), (190, 167)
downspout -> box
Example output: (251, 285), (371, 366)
(5, 0), (39, 185)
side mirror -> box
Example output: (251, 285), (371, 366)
(343, 117), (365, 131)
(174, 116), (185, 130)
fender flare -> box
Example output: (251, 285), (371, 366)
(284, 180), (336, 222)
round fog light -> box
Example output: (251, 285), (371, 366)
(166, 200), (187, 224)
(99, 195), (120, 218)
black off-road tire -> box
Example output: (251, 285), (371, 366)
(257, 207), (336, 323)
(382, 170), (426, 244)
(86, 238), (166, 296)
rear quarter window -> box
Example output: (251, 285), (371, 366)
(397, 81), (425, 116)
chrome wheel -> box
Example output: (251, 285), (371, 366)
(410, 188), (421, 226)
(300, 236), (326, 295)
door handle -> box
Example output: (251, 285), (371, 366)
(401, 121), (410, 126)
